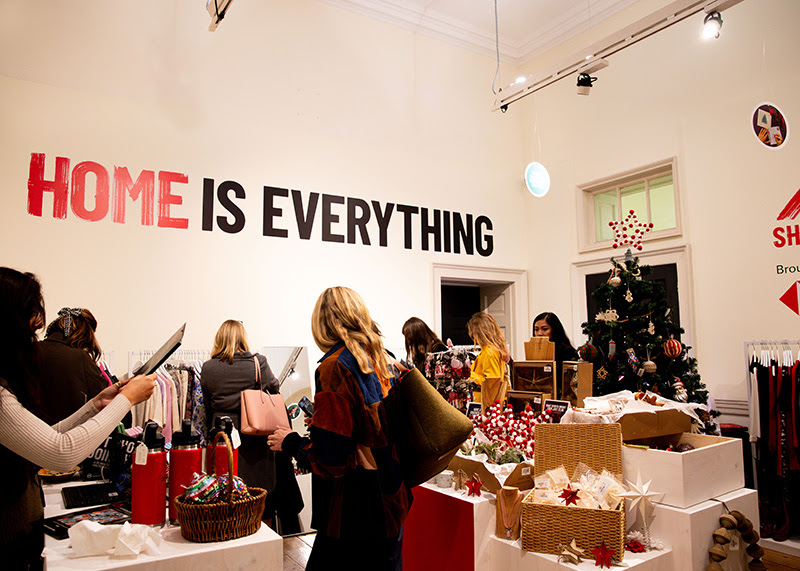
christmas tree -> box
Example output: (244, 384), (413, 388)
(579, 245), (715, 431)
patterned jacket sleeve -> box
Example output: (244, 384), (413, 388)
(282, 359), (358, 479)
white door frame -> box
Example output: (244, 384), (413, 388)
(432, 263), (529, 358)
(569, 244), (696, 352)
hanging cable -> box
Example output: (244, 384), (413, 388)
(491, 0), (500, 95)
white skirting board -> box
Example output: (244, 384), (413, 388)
(761, 536), (800, 558)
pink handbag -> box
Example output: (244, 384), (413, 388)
(240, 356), (290, 436)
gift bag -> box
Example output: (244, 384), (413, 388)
(481, 376), (509, 414)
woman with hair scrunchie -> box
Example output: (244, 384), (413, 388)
(37, 307), (109, 424)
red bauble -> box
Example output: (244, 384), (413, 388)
(663, 338), (682, 358)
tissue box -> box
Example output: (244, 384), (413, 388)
(621, 432), (744, 508)
(617, 408), (691, 441)
(448, 455), (535, 493)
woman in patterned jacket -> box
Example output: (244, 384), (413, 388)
(269, 287), (411, 571)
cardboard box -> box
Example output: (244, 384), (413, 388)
(560, 361), (592, 406)
(512, 361), (556, 396)
(617, 408), (691, 441)
(507, 390), (550, 414)
(448, 455), (535, 494)
(621, 432), (745, 508)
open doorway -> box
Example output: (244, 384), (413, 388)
(433, 264), (529, 357)
(440, 283), (514, 345)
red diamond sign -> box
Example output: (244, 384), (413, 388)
(780, 281), (800, 315)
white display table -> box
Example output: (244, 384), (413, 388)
(42, 482), (282, 570)
(405, 483), (674, 570)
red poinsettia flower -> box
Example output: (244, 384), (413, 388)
(591, 541), (616, 568)
(625, 539), (646, 553)
(559, 485), (580, 506)
(465, 475), (484, 496)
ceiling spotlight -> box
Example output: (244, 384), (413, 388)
(577, 73), (597, 96)
(702, 11), (722, 39)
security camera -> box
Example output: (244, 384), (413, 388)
(576, 73), (596, 96)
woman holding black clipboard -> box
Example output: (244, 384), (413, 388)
(0, 267), (157, 570)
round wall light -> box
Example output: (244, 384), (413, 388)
(524, 162), (551, 197)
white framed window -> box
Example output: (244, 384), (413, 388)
(577, 158), (681, 253)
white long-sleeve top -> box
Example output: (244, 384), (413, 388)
(0, 385), (132, 472)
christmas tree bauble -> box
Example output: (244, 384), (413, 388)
(609, 276), (622, 287)
(663, 338), (682, 358)
(578, 343), (598, 362)
(643, 360), (657, 373)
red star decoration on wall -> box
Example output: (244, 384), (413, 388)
(559, 485), (580, 506)
(591, 541), (616, 568)
(465, 474), (484, 496)
(608, 209), (653, 250)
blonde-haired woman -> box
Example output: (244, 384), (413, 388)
(466, 312), (510, 404)
(201, 320), (303, 533)
(268, 287), (411, 571)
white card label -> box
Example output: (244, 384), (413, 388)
(231, 428), (241, 449)
(729, 533), (740, 551)
(134, 442), (148, 465)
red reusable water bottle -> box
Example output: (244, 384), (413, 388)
(169, 419), (202, 522)
(206, 416), (238, 476)
(131, 421), (167, 525)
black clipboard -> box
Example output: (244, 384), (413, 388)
(132, 323), (186, 375)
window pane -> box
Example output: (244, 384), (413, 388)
(620, 182), (647, 221)
(594, 189), (618, 241)
(649, 175), (676, 231)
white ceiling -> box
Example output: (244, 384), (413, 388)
(318, 0), (641, 65)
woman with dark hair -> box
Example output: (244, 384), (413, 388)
(201, 319), (303, 534)
(401, 317), (447, 372)
(0, 267), (156, 569)
(532, 312), (578, 362)
(37, 308), (108, 423)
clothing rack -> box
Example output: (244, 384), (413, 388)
(744, 340), (800, 549)
(127, 349), (210, 376)
(743, 340), (800, 442)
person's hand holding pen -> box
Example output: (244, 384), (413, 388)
(92, 374), (158, 410)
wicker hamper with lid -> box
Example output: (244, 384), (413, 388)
(521, 423), (625, 560)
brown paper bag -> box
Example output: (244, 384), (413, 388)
(481, 376), (509, 414)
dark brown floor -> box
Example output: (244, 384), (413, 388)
(283, 533), (315, 571)
(764, 549), (800, 571)
(282, 534), (800, 570)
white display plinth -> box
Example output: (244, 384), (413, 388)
(647, 488), (758, 571)
(621, 433), (744, 508)
(42, 481), (282, 571)
(490, 536), (674, 570)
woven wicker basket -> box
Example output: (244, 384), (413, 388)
(174, 431), (266, 542)
(521, 423), (625, 560)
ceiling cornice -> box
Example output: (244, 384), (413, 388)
(318, 0), (640, 66)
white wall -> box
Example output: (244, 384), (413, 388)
(519, 0), (800, 401)
(0, 0), (528, 372)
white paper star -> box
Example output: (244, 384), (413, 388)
(620, 471), (664, 521)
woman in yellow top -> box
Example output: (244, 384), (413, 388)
(466, 312), (509, 403)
